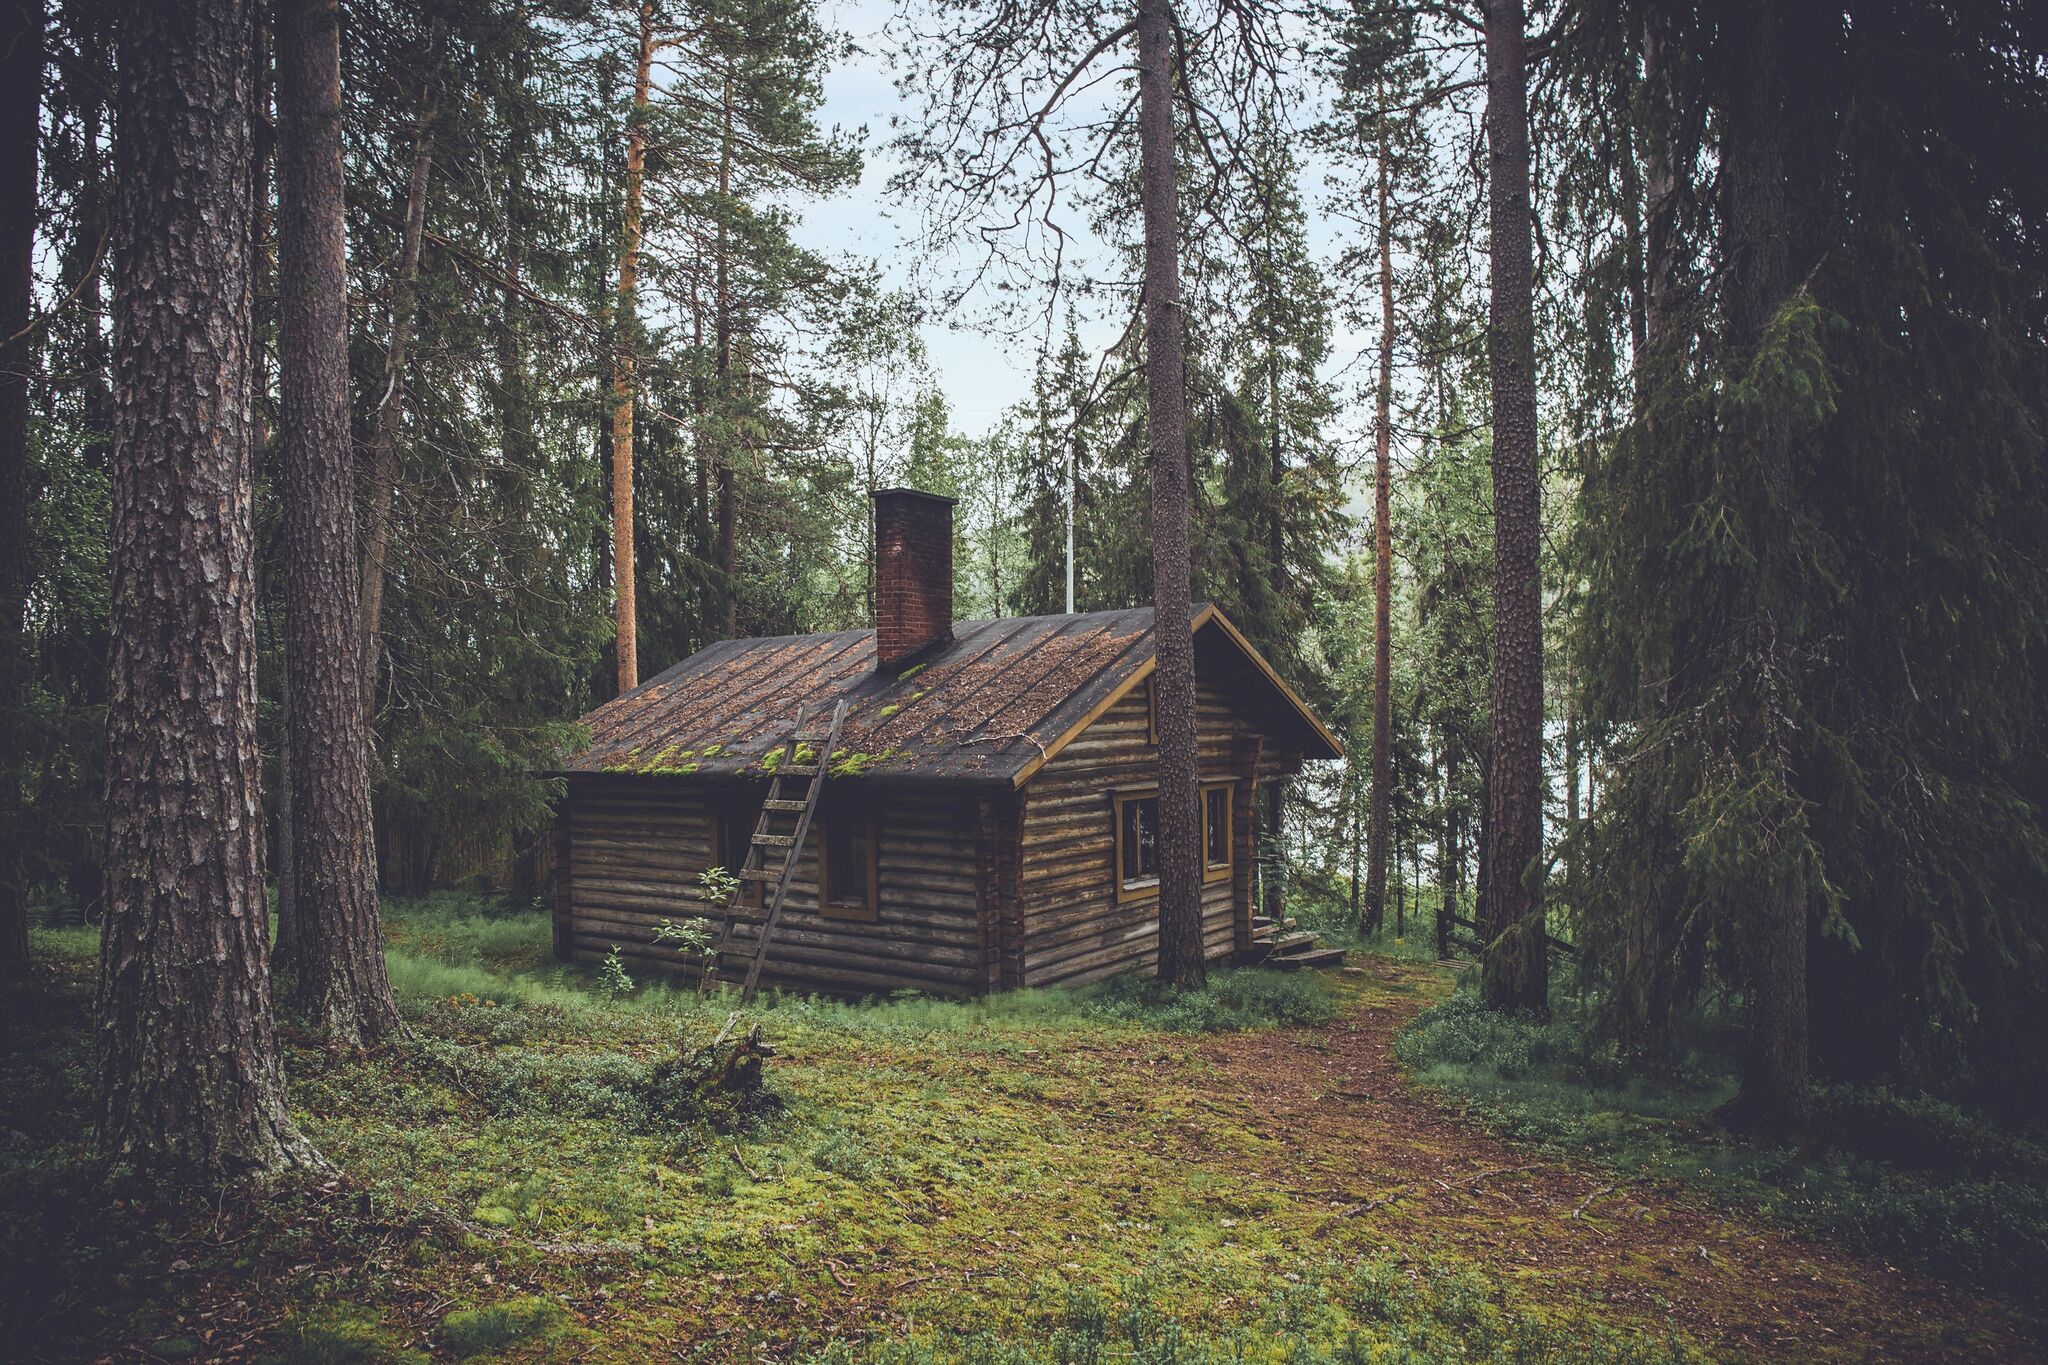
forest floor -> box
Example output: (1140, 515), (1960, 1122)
(4, 903), (2044, 1363)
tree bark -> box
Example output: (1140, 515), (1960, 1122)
(1477, 0), (1548, 1015)
(714, 70), (738, 640)
(97, 0), (317, 1179)
(272, 0), (399, 1044)
(357, 54), (440, 710)
(0, 0), (43, 980)
(611, 0), (654, 686)
(1365, 139), (1395, 938)
(1622, 14), (1678, 1043)
(1134, 0), (1203, 989)
(1721, 0), (1808, 1133)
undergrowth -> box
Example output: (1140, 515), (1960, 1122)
(1395, 990), (2048, 1302)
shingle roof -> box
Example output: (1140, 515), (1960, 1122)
(561, 604), (1340, 787)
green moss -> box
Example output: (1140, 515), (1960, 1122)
(877, 704), (902, 719)
(828, 748), (905, 778)
(441, 1297), (570, 1358)
(262, 1310), (428, 1365)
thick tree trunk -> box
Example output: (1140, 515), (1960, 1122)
(0, 0), (43, 980)
(1721, 0), (1809, 1133)
(611, 0), (654, 687)
(1365, 142), (1395, 938)
(1478, 0), (1548, 1015)
(1622, 16), (1677, 1044)
(97, 0), (316, 1179)
(272, 0), (399, 1044)
(1133, 0), (1203, 988)
(1639, 21), (1679, 372)
(357, 61), (440, 709)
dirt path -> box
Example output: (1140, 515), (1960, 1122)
(1179, 960), (2042, 1363)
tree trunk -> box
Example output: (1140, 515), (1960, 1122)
(1639, 20), (1679, 373)
(1365, 140), (1395, 938)
(1347, 763), (1362, 922)
(272, 0), (399, 1044)
(1721, 0), (1809, 1133)
(1437, 741), (1457, 958)
(1478, 0), (1548, 1015)
(1134, 0), (1203, 989)
(97, 0), (316, 1179)
(611, 0), (654, 688)
(0, 0), (43, 980)
(357, 54), (440, 709)
(714, 71), (738, 640)
(1622, 15), (1679, 1045)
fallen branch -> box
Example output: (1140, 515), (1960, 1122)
(1572, 1184), (1617, 1219)
(1435, 1165), (1539, 1194)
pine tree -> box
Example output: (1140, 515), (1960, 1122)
(272, 0), (399, 1044)
(97, 0), (317, 1179)
(1477, 0), (1548, 1015)
(0, 0), (42, 980)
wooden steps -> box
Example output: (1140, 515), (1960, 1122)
(1238, 916), (1347, 972)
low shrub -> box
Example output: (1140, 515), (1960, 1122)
(1085, 967), (1338, 1033)
(1394, 987), (2048, 1301)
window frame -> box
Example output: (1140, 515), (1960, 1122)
(817, 808), (881, 922)
(1112, 788), (1162, 904)
(709, 795), (762, 907)
(1112, 781), (1235, 902)
(1201, 781), (1235, 884)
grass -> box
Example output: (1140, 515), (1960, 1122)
(9, 894), (2025, 1361)
(1394, 989), (2048, 1302)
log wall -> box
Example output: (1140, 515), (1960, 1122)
(1014, 679), (1255, 987)
(558, 775), (986, 997)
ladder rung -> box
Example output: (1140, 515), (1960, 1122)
(754, 833), (795, 848)
(762, 799), (808, 812)
(777, 764), (819, 777)
(738, 868), (782, 882)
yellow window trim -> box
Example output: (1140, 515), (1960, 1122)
(817, 809), (881, 923)
(1202, 780), (1234, 884)
(1111, 789), (1160, 905)
(1111, 780), (1237, 900)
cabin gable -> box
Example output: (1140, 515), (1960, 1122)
(1008, 671), (1290, 988)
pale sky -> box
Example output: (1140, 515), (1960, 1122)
(790, 0), (1382, 456)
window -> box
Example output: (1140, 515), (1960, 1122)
(820, 811), (880, 921)
(1202, 783), (1233, 883)
(1113, 784), (1232, 899)
(711, 795), (763, 905)
(1113, 791), (1161, 902)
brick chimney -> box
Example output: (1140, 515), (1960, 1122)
(874, 487), (955, 671)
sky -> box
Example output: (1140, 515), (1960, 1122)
(784, 0), (1390, 478)
(788, 0), (1049, 436)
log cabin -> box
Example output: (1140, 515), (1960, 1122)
(549, 488), (1344, 996)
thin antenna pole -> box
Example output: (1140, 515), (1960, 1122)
(1064, 435), (1076, 613)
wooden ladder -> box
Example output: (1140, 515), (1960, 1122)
(706, 700), (848, 1004)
